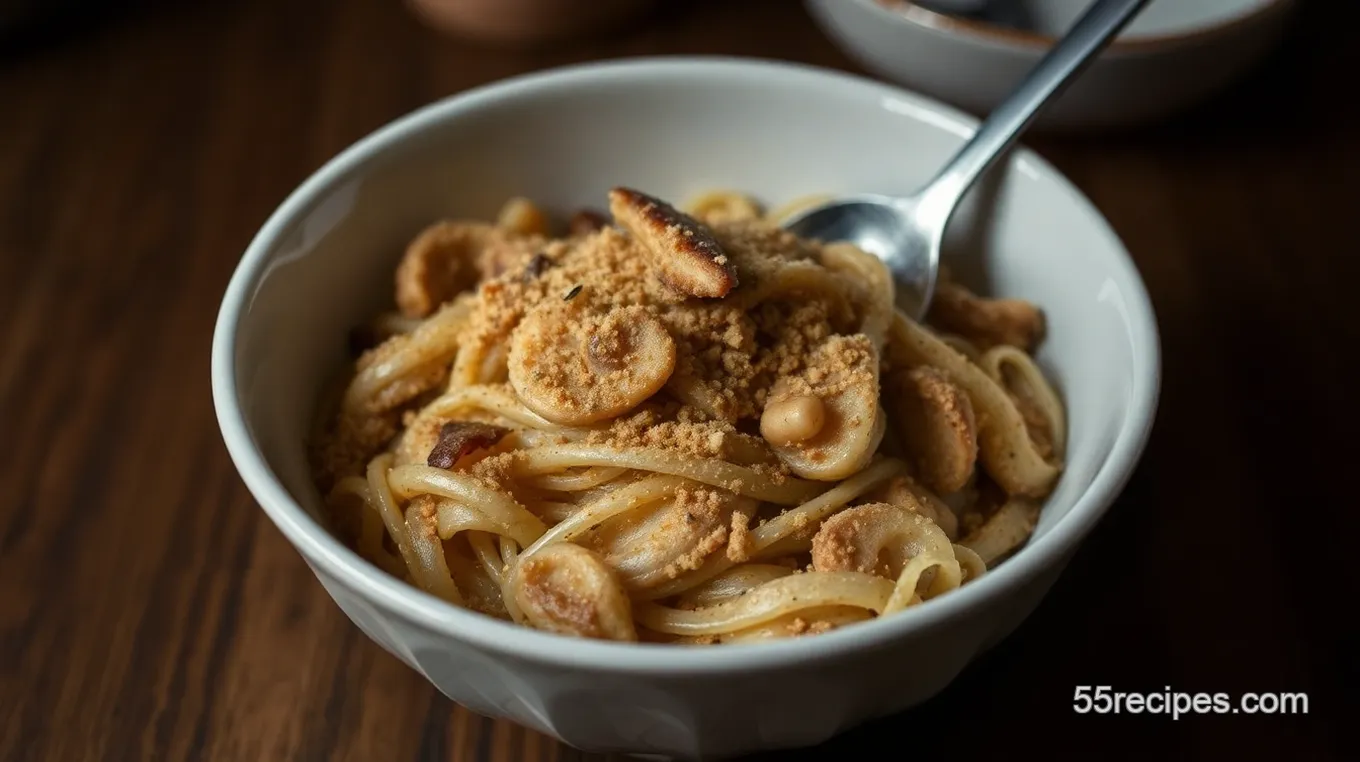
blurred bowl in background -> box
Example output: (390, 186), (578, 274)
(806, 0), (1299, 131)
(407, 0), (655, 46)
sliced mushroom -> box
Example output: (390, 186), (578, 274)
(764, 335), (885, 481)
(508, 303), (676, 425)
(864, 474), (960, 541)
(811, 502), (953, 582)
(608, 187), (737, 298)
(588, 488), (757, 592)
(395, 222), (484, 318)
(394, 221), (541, 318)
(887, 366), (978, 495)
(510, 542), (637, 642)
(927, 274), (1046, 351)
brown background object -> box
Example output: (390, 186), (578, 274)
(0, 0), (1353, 759)
(406, 0), (655, 46)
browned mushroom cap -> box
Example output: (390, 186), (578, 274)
(765, 335), (885, 481)
(887, 366), (978, 495)
(608, 187), (738, 299)
(508, 302), (676, 426)
(511, 543), (637, 642)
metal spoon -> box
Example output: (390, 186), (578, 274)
(783, 0), (1151, 320)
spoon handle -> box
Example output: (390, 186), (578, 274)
(914, 0), (1151, 220)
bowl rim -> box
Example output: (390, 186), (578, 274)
(856, 0), (1297, 54)
(211, 55), (1161, 675)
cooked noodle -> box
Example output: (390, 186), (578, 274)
(309, 189), (1067, 644)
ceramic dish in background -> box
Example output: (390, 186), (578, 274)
(211, 57), (1160, 758)
(406, 0), (655, 46)
(806, 0), (1298, 131)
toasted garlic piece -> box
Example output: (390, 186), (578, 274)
(511, 543), (637, 642)
(508, 303), (676, 425)
(888, 366), (978, 495)
(760, 394), (826, 446)
(496, 196), (550, 236)
(812, 503), (958, 597)
(767, 336), (884, 481)
(608, 187), (737, 298)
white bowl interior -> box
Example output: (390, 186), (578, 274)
(217, 58), (1157, 665)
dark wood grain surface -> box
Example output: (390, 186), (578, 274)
(1, 0), (1355, 759)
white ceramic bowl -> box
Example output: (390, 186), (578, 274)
(211, 57), (1160, 758)
(807, 0), (1298, 130)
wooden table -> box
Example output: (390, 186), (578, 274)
(1, 0), (1354, 759)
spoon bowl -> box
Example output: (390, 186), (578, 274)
(785, 0), (1150, 317)
(784, 194), (941, 319)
